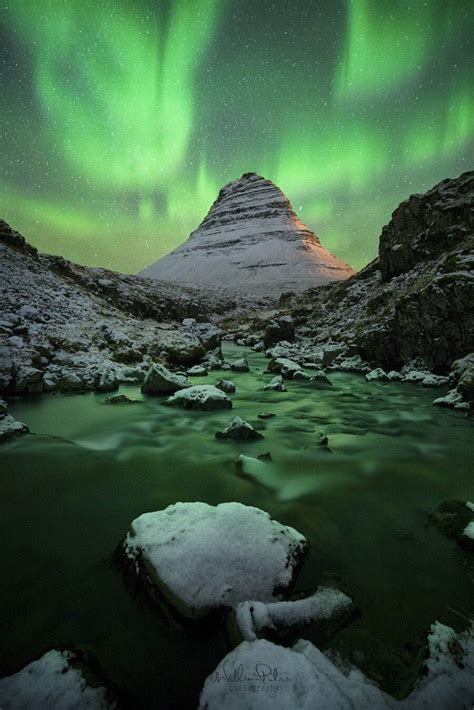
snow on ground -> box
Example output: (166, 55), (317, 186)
(199, 622), (474, 710)
(0, 650), (114, 709)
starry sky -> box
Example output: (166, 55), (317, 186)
(1, 0), (473, 274)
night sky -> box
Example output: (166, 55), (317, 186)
(1, 0), (473, 274)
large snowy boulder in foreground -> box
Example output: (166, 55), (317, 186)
(0, 649), (115, 709)
(165, 384), (232, 410)
(140, 173), (354, 297)
(122, 502), (307, 618)
(141, 363), (190, 395)
(199, 621), (474, 709)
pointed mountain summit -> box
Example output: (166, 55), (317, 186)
(140, 173), (355, 296)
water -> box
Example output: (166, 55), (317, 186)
(0, 343), (473, 706)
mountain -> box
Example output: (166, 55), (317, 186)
(230, 171), (474, 378)
(140, 172), (355, 295)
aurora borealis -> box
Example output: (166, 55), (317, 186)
(1, 1), (473, 273)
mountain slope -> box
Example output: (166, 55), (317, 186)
(141, 172), (354, 295)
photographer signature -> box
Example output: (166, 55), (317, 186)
(210, 661), (290, 683)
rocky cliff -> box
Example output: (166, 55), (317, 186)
(229, 171), (474, 378)
(141, 172), (354, 296)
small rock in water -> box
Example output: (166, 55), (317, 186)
(0, 413), (29, 443)
(264, 375), (287, 392)
(215, 416), (263, 441)
(257, 412), (275, 419)
(104, 394), (137, 405)
(268, 357), (302, 379)
(141, 363), (190, 395)
(429, 500), (474, 552)
(186, 365), (208, 376)
(231, 357), (250, 372)
(293, 369), (312, 381)
(166, 385), (232, 411)
(215, 379), (236, 393)
(257, 452), (273, 462)
(310, 371), (333, 387)
(315, 430), (329, 447)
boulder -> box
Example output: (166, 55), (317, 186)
(0, 649), (115, 709)
(310, 371), (332, 387)
(233, 586), (353, 642)
(165, 385), (232, 411)
(293, 369), (312, 381)
(186, 365), (208, 376)
(215, 379), (236, 394)
(121, 501), (307, 618)
(215, 416), (263, 441)
(141, 363), (190, 395)
(15, 366), (43, 395)
(429, 500), (474, 552)
(94, 366), (119, 393)
(0, 413), (29, 443)
(264, 375), (287, 392)
(58, 372), (86, 393)
(458, 367), (474, 403)
(104, 394), (137, 405)
(0, 347), (14, 393)
(182, 319), (222, 350)
(230, 357), (250, 372)
(263, 315), (295, 348)
(268, 357), (302, 379)
(365, 368), (388, 382)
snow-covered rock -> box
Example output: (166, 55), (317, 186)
(215, 379), (236, 394)
(199, 621), (474, 710)
(293, 370), (312, 382)
(165, 385), (232, 411)
(122, 501), (307, 618)
(264, 375), (287, 392)
(140, 173), (354, 297)
(141, 363), (190, 395)
(0, 649), (115, 709)
(430, 500), (474, 552)
(94, 365), (118, 393)
(0, 412), (29, 444)
(234, 587), (353, 642)
(231, 358), (250, 372)
(310, 371), (332, 387)
(365, 368), (388, 382)
(268, 357), (302, 379)
(186, 365), (208, 376)
(215, 416), (263, 442)
(433, 388), (469, 410)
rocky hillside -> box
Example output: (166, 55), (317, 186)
(141, 172), (354, 296)
(0, 220), (232, 398)
(229, 171), (473, 380)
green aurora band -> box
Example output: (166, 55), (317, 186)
(1, 0), (473, 272)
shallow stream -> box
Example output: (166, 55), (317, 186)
(1, 343), (473, 707)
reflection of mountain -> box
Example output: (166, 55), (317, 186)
(141, 173), (355, 296)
